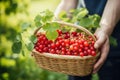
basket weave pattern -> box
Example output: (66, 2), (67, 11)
(32, 21), (100, 76)
(32, 50), (99, 76)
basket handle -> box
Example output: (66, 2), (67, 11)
(34, 21), (96, 41)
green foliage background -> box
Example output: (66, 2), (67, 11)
(0, 0), (67, 80)
(0, 0), (99, 80)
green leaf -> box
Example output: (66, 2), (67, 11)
(22, 50), (25, 56)
(58, 11), (67, 18)
(79, 18), (92, 27)
(34, 15), (42, 22)
(46, 30), (58, 40)
(76, 8), (88, 20)
(77, 9), (88, 18)
(58, 11), (71, 22)
(21, 22), (31, 31)
(34, 15), (42, 27)
(70, 8), (89, 23)
(88, 14), (101, 27)
(42, 23), (50, 31)
(16, 33), (22, 41)
(12, 41), (22, 53)
(43, 22), (60, 31)
(110, 36), (117, 47)
(35, 21), (42, 27)
(41, 9), (54, 22)
(61, 25), (73, 32)
(26, 43), (34, 51)
(29, 35), (37, 43)
(44, 10), (54, 20)
(34, 10), (54, 27)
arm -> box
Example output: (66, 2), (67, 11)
(100, 0), (120, 36)
(93, 0), (120, 73)
(54, 0), (78, 19)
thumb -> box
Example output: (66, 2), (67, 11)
(94, 33), (106, 49)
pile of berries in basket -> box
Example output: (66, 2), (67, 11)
(34, 30), (96, 57)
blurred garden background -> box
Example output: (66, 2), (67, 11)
(0, 0), (99, 80)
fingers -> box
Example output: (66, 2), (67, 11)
(93, 37), (109, 74)
(94, 32), (106, 49)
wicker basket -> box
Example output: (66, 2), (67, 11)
(31, 21), (100, 76)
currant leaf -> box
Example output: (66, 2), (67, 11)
(41, 9), (54, 22)
(22, 50), (25, 56)
(88, 14), (100, 28)
(30, 35), (37, 43)
(110, 36), (118, 47)
(16, 33), (22, 41)
(21, 22), (31, 31)
(43, 22), (60, 31)
(34, 15), (42, 27)
(59, 11), (67, 18)
(12, 41), (22, 53)
(26, 42), (34, 51)
(46, 30), (58, 40)
(79, 18), (92, 28)
(76, 8), (88, 20)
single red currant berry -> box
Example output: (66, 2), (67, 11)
(92, 41), (95, 45)
(78, 40), (83, 44)
(90, 46), (95, 50)
(51, 43), (56, 49)
(35, 46), (39, 51)
(91, 51), (96, 56)
(61, 51), (66, 55)
(71, 32), (77, 36)
(61, 47), (65, 51)
(80, 44), (83, 48)
(84, 41), (89, 47)
(57, 30), (62, 36)
(39, 45), (43, 49)
(70, 39), (75, 44)
(66, 51), (71, 55)
(78, 48), (82, 52)
(74, 43), (79, 47)
(56, 50), (60, 54)
(83, 51), (88, 56)
(50, 49), (55, 54)
(56, 41), (60, 47)
(61, 42), (65, 47)
(73, 46), (78, 51)
(80, 52), (84, 57)
(87, 49), (91, 54)
(74, 52), (78, 56)
(84, 47), (89, 50)
(43, 47), (48, 52)
(56, 36), (62, 41)
(64, 33), (70, 39)
(38, 49), (42, 53)
(69, 45), (74, 51)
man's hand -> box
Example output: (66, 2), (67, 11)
(93, 28), (110, 74)
(92, 0), (120, 74)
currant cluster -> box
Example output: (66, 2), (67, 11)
(34, 30), (96, 57)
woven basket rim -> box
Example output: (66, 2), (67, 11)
(32, 49), (100, 60)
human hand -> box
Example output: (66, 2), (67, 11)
(92, 28), (110, 74)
